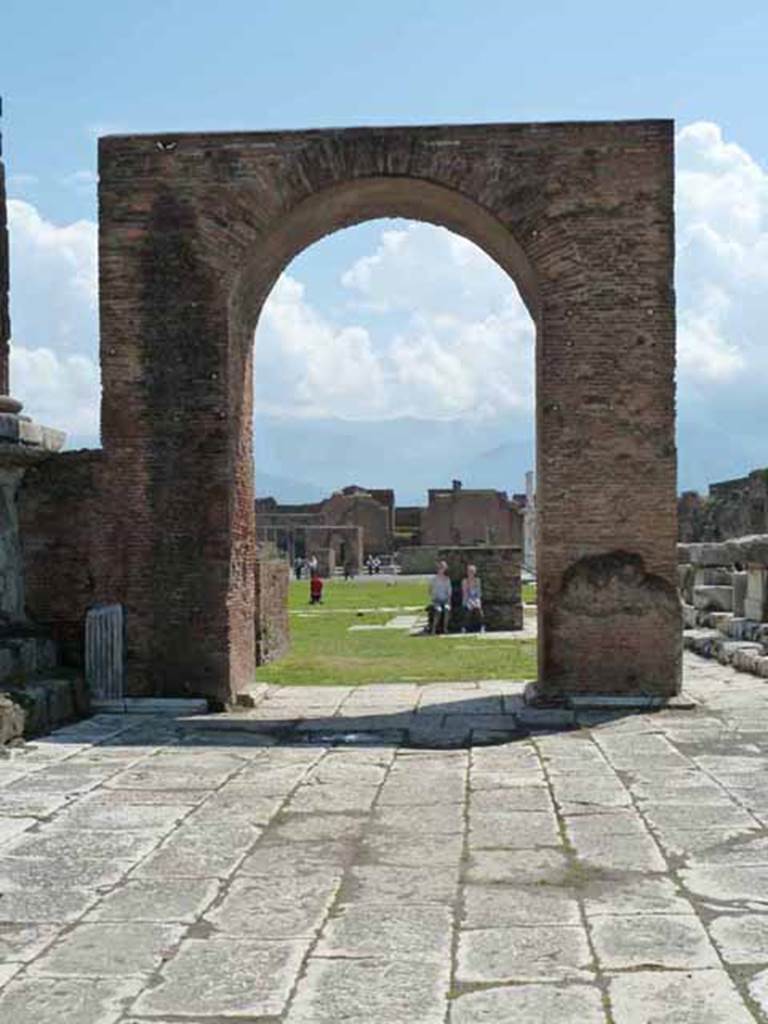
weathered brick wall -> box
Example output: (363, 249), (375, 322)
(254, 558), (289, 664)
(320, 492), (391, 555)
(395, 506), (421, 535)
(342, 486), (395, 531)
(256, 492), (389, 560)
(397, 545), (441, 574)
(18, 451), (112, 667)
(678, 491), (708, 543)
(422, 490), (522, 547)
(98, 120), (679, 701)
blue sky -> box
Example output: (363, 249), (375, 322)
(3, 1), (768, 500)
(5, 0), (768, 223)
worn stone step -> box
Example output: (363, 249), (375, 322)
(91, 697), (208, 716)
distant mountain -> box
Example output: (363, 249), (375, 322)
(60, 413), (766, 504)
(255, 472), (325, 504)
(457, 439), (534, 495)
(253, 414), (533, 503)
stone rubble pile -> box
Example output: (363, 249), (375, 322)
(679, 535), (768, 676)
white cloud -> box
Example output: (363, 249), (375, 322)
(676, 121), (768, 388)
(6, 199), (99, 442)
(256, 223), (534, 420)
(8, 199), (98, 347)
(340, 223), (520, 320)
(256, 275), (388, 418)
(10, 346), (100, 438)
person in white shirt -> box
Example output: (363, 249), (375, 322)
(429, 560), (452, 634)
(461, 563), (484, 632)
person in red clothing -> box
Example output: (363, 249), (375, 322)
(309, 571), (324, 604)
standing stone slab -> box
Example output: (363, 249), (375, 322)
(746, 567), (768, 621)
(733, 571), (748, 617)
(85, 604), (125, 702)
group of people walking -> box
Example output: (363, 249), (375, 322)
(428, 560), (483, 634)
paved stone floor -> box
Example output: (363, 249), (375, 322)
(2, 652), (768, 1021)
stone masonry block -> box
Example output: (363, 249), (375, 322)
(733, 571), (748, 617)
(695, 568), (733, 586)
(745, 568), (768, 622)
(693, 586), (733, 613)
(683, 544), (702, 565)
(687, 543), (734, 567)
(678, 565), (695, 604)
(729, 535), (768, 566)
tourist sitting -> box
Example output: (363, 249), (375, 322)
(309, 571), (324, 604)
(428, 560), (452, 634)
(461, 563), (484, 632)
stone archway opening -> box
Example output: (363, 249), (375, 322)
(95, 121), (681, 704)
(236, 186), (540, 692)
(249, 215), (537, 676)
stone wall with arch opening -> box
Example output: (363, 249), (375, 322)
(25, 119), (679, 703)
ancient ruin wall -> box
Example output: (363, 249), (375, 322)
(320, 492), (390, 555)
(97, 120), (680, 702)
(254, 558), (290, 665)
(18, 451), (113, 669)
(422, 490), (521, 547)
(679, 470), (768, 542)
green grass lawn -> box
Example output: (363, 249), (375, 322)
(254, 576), (538, 686)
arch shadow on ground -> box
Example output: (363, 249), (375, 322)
(37, 694), (675, 754)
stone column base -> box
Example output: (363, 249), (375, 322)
(523, 680), (695, 710)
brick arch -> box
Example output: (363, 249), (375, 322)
(97, 121), (680, 703)
(229, 175), (542, 329)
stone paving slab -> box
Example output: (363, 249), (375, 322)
(2, 653), (768, 1021)
(449, 983), (608, 1023)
